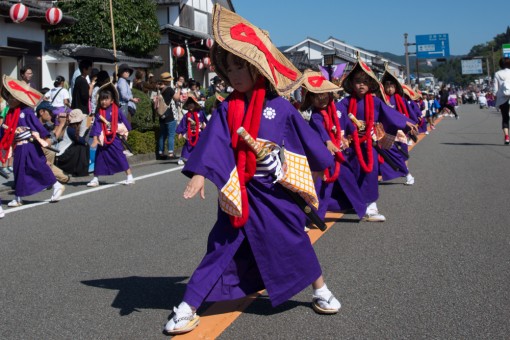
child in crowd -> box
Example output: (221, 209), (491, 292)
(337, 57), (415, 222)
(56, 109), (90, 177)
(301, 69), (366, 226)
(163, 5), (340, 335)
(175, 95), (207, 166)
(87, 82), (134, 187)
(0, 75), (65, 207)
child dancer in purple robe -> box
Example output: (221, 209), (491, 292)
(175, 95), (207, 166)
(87, 82), (134, 187)
(302, 70), (366, 225)
(0, 75), (65, 207)
(378, 70), (418, 185)
(337, 58), (416, 222)
(163, 5), (340, 335)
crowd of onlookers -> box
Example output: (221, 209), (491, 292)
(0, 62), (234, 189)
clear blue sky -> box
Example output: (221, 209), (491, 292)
(234, 0), (508, 56)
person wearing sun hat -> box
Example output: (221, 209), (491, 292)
(55, 109), (90, 177)
(162, 5), (340, 336)
(337, 55), (416, 222)
(175, 95), (207, 166)
(301, 69), (367, 227)
(87, 81), (134, 187)
(0, 75), (65, 207)
(156, 71), (183, 159)
(378, 66), (418, 186)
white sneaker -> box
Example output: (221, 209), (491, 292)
(164, 302), (200, 335)
(123, 150), (134, 157)
(7, 199), (23, 207)
(405, 174), (415, 186)
(50, 185), (65, 202)
(304, 226), (310, 233)
(425, 131), (429, 135)
(362, 212), (386, 222)
(123, 178), (135, 185)
(0, 206), (4, 218)
(312, 293), (341, 314)
(87, 178), (99, 187)
(177, 159), (184, 165)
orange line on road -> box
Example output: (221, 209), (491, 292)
(175, 211), (344, 339)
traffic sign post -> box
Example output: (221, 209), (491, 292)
(503, 44), (510, 58)
(416, 34), (450, 59)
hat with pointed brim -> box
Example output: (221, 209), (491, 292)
(301, 69), (340, 94)
(402, 83), (420, 100)
(212, 4), (303, 96)
(2, 75), (43, 108)
(341, 55), (380, 94)
(380, 64), (404, 97)
(183, 95), (201, 110)
(97, 81), (120, 106)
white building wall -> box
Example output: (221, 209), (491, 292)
(0, 22), (45, 46)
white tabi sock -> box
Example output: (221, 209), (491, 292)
(127, 174), (133, 181)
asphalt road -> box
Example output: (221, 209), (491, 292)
(1, 103), (509, 339)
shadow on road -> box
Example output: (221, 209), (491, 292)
(81, 276), (188, 316)
(441, 142), (506, 146)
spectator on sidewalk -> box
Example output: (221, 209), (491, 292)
(156, 72), (182, 159)
(493, 57), (510, 144)
(56, 109), (90, 177)
(72, 59), (93, 115)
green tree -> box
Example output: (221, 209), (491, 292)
(49, 0), (160, 57)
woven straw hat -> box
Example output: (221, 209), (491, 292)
(158, 72), (173, 83)
(2, 75), (42, 108)
(380, 64), (404, 97)
(212, 4), (303, 95)
(402, 83), (420, 100)
(301, 69), (340, 94)
(183, 95), (201, 110)
(341, 54), (380, 94)
(97, 81), (120, 106)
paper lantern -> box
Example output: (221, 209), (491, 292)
(10, 3), (28, 23)
(46, 7), (63, 25)
(190, 55), (196, 63)
(203, 56), (211, 67)
(206, 38), (214, 49)
(172, 46), (185, 58)
(197, 61), (204, 70)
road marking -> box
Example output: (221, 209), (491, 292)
(2, 166), (184, 215)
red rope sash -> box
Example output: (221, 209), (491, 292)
(7, 80), (42, 105)
(227, 77), (266, 228)
(186, 111), (200, 147)
(0, 107), (20, 163)
(394, 93), (409, 117)
(100, 104), (119, 145)
(349, 95), (374, 173)
(320, 100), (345, 183)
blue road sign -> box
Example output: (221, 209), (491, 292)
(416, 34), (450, 59)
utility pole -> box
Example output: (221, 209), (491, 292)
(404, 33), (410, 83)
(404, 33), (416, 84)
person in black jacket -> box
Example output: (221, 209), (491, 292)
(439, 84), (458, 119)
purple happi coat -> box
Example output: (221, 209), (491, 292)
(175, 110), (207, 161)
(8, 107), (56, 197)
(337, 95), (411, 204)
(181, 94), (333, 308)
(89, 106), (131, 176)
(309, 108), (366, 219)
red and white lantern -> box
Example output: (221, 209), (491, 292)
(45, 7), (63, 25)
(9, 3), (29, 23)
(206, 38), (214, 49)
(190, 55), (196, 63)
(172, 46), (185, 58)
(197, 61), (204, 70)
(203, 56), (211, 67)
